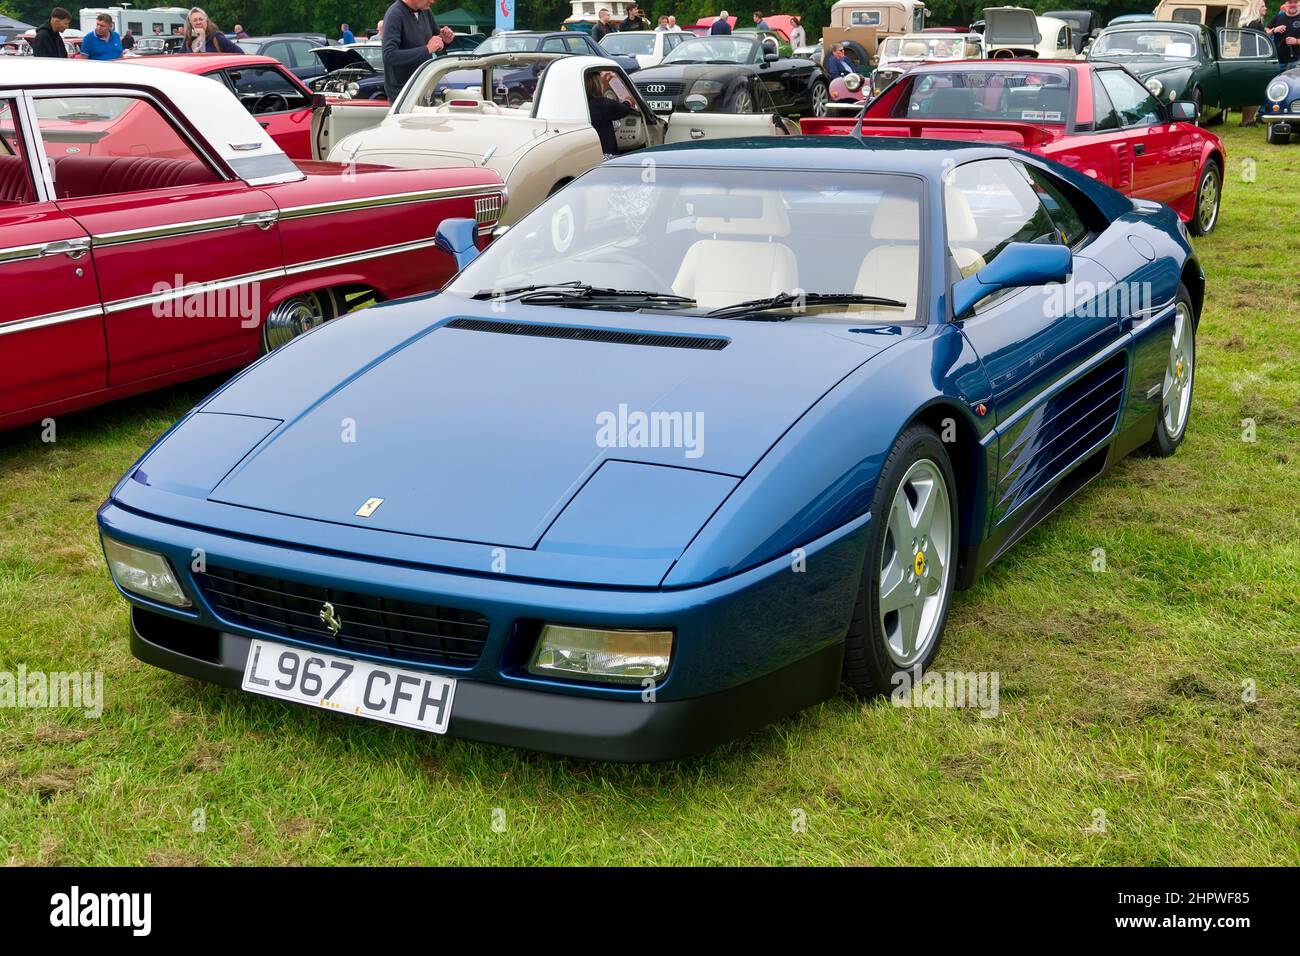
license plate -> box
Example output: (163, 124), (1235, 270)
(241, 639), (456, 734)
(648, 99), (674, 112)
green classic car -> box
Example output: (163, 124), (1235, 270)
(1087, 20), (1276, 124)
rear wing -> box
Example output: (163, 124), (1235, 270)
(799, 116), (1054, 147)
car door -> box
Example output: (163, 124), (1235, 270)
(1216, 28), (1277, 107)
(946, 159), (1131, 533)
(1082, 70), (1132, 192)
(1097, 68), (1196, 207)
(223, 64), (314, 159)
(0, 95), (105, 425)
(28, 89), (286, 387)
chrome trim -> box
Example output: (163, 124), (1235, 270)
(0, 303), (104, 337)
(13, 94), (53, 203)
(282, 236), (441, 276)
(102, 268), (285, 315)
(0, 242), (45, 265)
(93, 213), (253, 247)
(276, 186), (505, 221)
(40, 237), (91, 259)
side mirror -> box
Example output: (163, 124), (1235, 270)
(434, 217), (480, 271)
(310, 92), (327, 110)
(1170, 99), (1197, 121)
(951, 242), (1072, 317)
(763, 50), (779, 62)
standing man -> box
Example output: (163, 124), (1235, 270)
(753, 10), (770, 30)
(1268, 0), (1300, 73)
(788, 15), (805, 48)
(382, 0), (455, 101)
(620, 5), (649, 31)
(710, 11), (732, 35)
(32, 7), (71, 57)
(341, 22), (355, 43)
(82, 12), (124, 59)
(592, 9), (615, 42)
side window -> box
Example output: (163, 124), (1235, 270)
(1220, 29), (1271, 58)
(1091, 73), (1121, 131)
(1170, 9), (1202, 23)
(0, 99), (36, 205)
(263, 41), (290, 66)
(292, 41), (316, 67)
(30, 94), (221, 199)
(944, 159), (1060, 286)
(541, 37), (567, 53)
(1019, 164), (1088, 246)
(226, 67), (310, 112)
(1097, 70), (1162, 128)
(565, 36), (590, 54)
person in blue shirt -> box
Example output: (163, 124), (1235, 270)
(825, 43), (854, 80)
(752, 11), (771, 30)
(710, 10), (733, 34)
(82, 13), (124, 60)
(341, 22), (356, 44)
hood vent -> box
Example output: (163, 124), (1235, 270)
(446, 317), (728, 351)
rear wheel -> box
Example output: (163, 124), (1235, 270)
(1189, 160), (1220, 236)
(1147, 285), (1196, 457)
(809, 79), (829, 117)
(261, 288), (342, 354)
(842, 424), (958, 696)
(1190, 88), (1204, 124)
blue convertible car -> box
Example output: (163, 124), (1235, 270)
(98, 138), (1202, 761)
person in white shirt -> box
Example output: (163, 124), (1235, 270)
(667, 15), (681, 31)
(789, 16), (806, 49)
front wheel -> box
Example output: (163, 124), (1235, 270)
(1189, 160), (1220, 235)
(842, 424), (958, 696)
(808, 79), (829, 117)
(726, 86), (755, 114)
(261, 288), (342, 354)
(1147, 285), (1196, 457)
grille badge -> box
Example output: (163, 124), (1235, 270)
(319, 601), (343, 636)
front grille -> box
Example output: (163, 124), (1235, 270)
(636, 81), (683, 97)
(197, 566), (490, 667)
(474, 193), (502, 225)
(1291, 99), (1300, 113)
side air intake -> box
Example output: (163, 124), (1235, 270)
(445, 318), (729, 351)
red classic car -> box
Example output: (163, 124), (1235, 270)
(801, 60), (1225, 235)
(128, 53), (318, 159)
(0, 59), (505, 432)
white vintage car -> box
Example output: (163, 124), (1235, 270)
(598, 29), (692, 69)
(316, 53), (798, 226)
(982, 7), (1077, 60)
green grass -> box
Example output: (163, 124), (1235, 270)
(2, 122), (1298, 865)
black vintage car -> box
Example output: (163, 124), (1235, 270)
(310, 36), (484, 100)
(631, 33), (829, 117)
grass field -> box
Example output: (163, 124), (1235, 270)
(2, 123), (1298, 866)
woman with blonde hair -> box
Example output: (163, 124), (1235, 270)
(184, 7), (242, 53)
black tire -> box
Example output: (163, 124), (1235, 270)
(1190, 88), (1204, 124)
(808, 79), (829, 117)
(725, 85), (756, 114)
(1146, 283), (1196, 457)
(842, 424), (959, 697)
(1188, 159), (1220, 236)
(1266, 123), (1290, 144)
(259, 288), (343, 355)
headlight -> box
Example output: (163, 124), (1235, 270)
(102, 537), (190, 608)
(690, 79), (724, 96)
(346, 82), (360, 97)
(529, 624), (673, 684)
(1267, 80), (1288, 102)
(1145, 78), (1163, 97)
(843, 72), (863, 91)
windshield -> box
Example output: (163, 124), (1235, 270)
(445, 166), (924, 322)
(235, 40), (264, 53)
(476, 35), (541, 53)
(662, 36), (755, 64)
(33, 96), (134, 122)
(895, 68), (1072, 124)
(1090, 30), (1199, 58)
(882, 35), (976, 61)
(601, 33), (657, 55)
(345, 44), (384, 68)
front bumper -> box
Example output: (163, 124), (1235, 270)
(100, 501), (869, 761)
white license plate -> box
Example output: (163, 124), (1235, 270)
(648, 99), (674, 112)
(241, 639), (456, 734)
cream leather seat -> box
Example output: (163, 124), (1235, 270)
(944, 186), (987, 279)
(672, 191), (798, 309)
(853, 193), (921, 321)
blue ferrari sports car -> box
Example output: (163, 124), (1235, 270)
(98, 137), (1202, 761)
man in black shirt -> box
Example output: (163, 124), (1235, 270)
(32, 7), (71, 58)
(592, 8), (615, 42)
(382, 0), (456, 101)
(620, 5), (650, 31)
(1268, 0), (1300, 71)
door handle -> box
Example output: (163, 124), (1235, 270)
(237, 211), (278, 230)
(689, 128), (705, 139)
(259, 122), (271, 129)
(1133, 142), (1145, 155)
(40, 237), (90, 260)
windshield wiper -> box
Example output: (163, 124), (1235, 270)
(470, 282), (696, 309)
(706, 292), (908, 320)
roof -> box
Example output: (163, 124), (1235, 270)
(126, 52), (282, 72)
(0, 57), (296, 182)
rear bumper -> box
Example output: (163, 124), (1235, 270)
(131, 605), (845, 762)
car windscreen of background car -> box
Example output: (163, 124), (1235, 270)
(1090, 30), (1198, 58)
(444, 166), (925, 322)
(662, 37), (753, 63)
(478, 36), (540, 53)
(601, 33), (657, 56)
(897, 69), (1072, 124)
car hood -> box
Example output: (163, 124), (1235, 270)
(1089, 55), (1196, 80)
(312, 47), (377, 73)
(333, 112), (547, 168)
(634, 62), (751, 88)
(118, 298), (905, 584)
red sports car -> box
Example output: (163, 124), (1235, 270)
(128, 53), (318, 159)
(0, 58), (505, 432)
(802, 60), (1225, 235)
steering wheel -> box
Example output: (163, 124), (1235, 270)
(251, 92), (290, 114)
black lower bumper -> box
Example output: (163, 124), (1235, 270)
(130, 607), (844, 762)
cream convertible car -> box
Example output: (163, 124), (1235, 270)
(314, 53), (799, 226)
